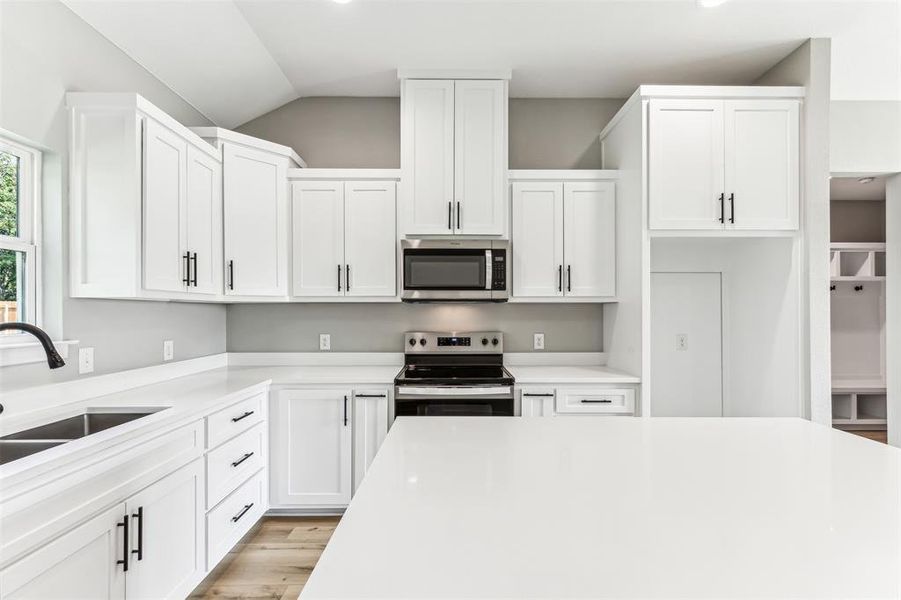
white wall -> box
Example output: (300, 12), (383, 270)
(831, 101), (901, 175)
(0, 1), (226, 391)
(651, 238), (803, 418)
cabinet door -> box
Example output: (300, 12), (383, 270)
(520, 389), (555, 417)
(511, 182), (563, 297)
(353, 390), (389, 493)
(345, 181), (397, 297)
(648, 99), (725, 230)
(223, 144), (288, 297)
(0, 504), (126, 600)
(292, 181), (345, 297)
(124, 459), (204, 600)
(454, 80), (507, 235)
(185, 145), (222, 295)
(401, 79), (455, 235)
(143, 118), (187, 293)
(563, 181), (616, 298)
(271, 389), (352, 507)
(724, 100), (800, 230)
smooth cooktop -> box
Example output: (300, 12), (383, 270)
(395, 364), (514, 385)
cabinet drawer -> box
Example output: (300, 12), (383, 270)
(207, 392), (264, 449)
(555, 388), (635, 415)
(206, 423), (264, 509)
(207, 470), (265, 570)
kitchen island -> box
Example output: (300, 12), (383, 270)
(300, 417), (901, 599)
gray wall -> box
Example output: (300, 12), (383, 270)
(831, 201), (886, 243)
(227, 303), (603, 353)
(0, 1), (226, 391)
(237, 97), (624, 169)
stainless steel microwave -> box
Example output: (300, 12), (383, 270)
(401, 239), (509, 302)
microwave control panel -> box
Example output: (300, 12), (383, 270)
(492, 250), (507, 291)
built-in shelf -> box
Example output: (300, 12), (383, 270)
(830, 243), (887, 279)
(832, 389), (887, 429)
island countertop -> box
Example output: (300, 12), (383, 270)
(300, 417), (901, 599)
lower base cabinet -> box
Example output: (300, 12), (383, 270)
(520, 385), (639, 417)
(353, 390), (389, 493)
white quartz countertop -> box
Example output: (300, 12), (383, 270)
(507, 364), (639, 384)
(301, 417), (901, 599)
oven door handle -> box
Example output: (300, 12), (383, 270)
(396, 386), (512, 396)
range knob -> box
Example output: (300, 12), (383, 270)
(481, 338), (489, 346)
(491, 338), (499, 346)
(408, 338), (417, 347)
(419, 338), (427, 346)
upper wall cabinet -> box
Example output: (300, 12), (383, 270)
(68, 93), (222, 301)
(290, 171), (398, 300)
(192, 128), (304, 300)
(648, 97), (800, 231)
(400, 78), (508, 237)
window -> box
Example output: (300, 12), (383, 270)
(0, 136), (40, 337)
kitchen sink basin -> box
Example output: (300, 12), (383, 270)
(0, 408), (166, 466)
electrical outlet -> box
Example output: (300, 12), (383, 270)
(319, 334), (331, 351)
(78, 347), (94, 374)
(533, 333), (545, 350)
(163, 340), (174, 361)
(676, 334), (688, 351)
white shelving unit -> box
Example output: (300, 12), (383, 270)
(830, 243), (887, 282)
(832, 385), (887, 428)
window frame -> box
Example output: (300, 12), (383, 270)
(0, 135), (42, 339)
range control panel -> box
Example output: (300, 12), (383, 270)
(405, 331), (504, 354)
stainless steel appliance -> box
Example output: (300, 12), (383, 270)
(394, 331), (515, 417)
(401, 239), (509, 302)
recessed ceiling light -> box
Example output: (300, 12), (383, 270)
(697, 0), (730, 6)
(858, 177), (876, 184)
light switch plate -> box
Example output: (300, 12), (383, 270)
(319, 334), (331, 351)
(163, 340), (174, 361)
(676, 334), (688, 351)
(78, 347), (94, 374)
(533, 333), (545, 350)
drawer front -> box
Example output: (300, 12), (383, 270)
(207, 470), (265, 570)
(207, 423), (265, 509)
(207, 392), (265, 449)
(555, 388), (636, 415)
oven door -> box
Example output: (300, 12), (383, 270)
(401, 241), (494, 301)
(394, 386), (514, 417)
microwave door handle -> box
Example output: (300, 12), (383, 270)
(485, 250), (492, 290)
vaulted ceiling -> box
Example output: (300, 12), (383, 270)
(62, 0), (900, 128)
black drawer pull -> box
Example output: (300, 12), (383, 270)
(355, 393), (387, 398)
(523, 393), (555, 397)
(116, 515), (129, 572)
(581, 399), (613, 404)
(231, 452), (254, 468)
(231, 503), (254, 523)
(131, 506), (144, 561)
(191, 252), (198, 286)
(231, 410), (254, 423)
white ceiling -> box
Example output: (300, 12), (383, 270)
(62, 0), (900, 128)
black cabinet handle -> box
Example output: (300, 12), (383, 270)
(228, 260), (234, 290)
(182, 252), (190, 285)
(567, 265), (572, 292)
(729, 193), (735, 224)
(718, 193), (725, 224)
(231, 452), (254, 468)
(523, 393), (555, 397)
(448, 201), (452, 230)
(346, 264), (350, 292)
(355, 393), (387, 398)
(131, 506), (143, 561)
(343, 395), (348, 426)
(117, 515), (129, 572)
(231, 503), (254, 523)
(456, 201), (461, 229)
(191, 252), (198, 286)
(581, 399), (613, 404)
(231, 410), (254, 423)
(337, 265), (342, 292)
(557, 265), (562, 292)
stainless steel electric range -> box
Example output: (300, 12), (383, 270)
(393, 331), (515, 418)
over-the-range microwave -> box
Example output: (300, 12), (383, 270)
(401, 239), (509, 302)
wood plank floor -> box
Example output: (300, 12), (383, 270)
(848, 429), (888, 444)
(189, 516), (340, 600)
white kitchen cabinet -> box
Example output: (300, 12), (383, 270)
(271, 389), (353, 507)
(353, 390), (390, 492)
(520, 389), (555, 417)
(291, 178), (396, 299)
(648, 97), (799, 231)
(401, 78), (507, 236)
(555, 387), (636, 415)
(0, 503), (126, 600)
(185, 145), (223, 295)
(123, 458), (204, 600)
(511, 179), (615, 300)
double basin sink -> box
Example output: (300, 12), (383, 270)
(0, 408), (166, 466)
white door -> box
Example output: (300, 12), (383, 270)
(292, 181), (345, 297)
(563, 181), (616, 297)
(185, 144), (222, 295)
(345, 181), (397, 297)
(401, 79), (455, 235)
(0, 504), (126, 599)
(223, 143), (288, 297)
(511, 182), (564, 297)
(124, 459), (204, 600)
(650, 272), (723, 417)
(648, 99), (725, 230)
(454, 80), (506, 235)
(143, 118), (186, 293)
(724, 100), (800, 231)
(271, 389), (352, 507)
(353, 390), (389, 493)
